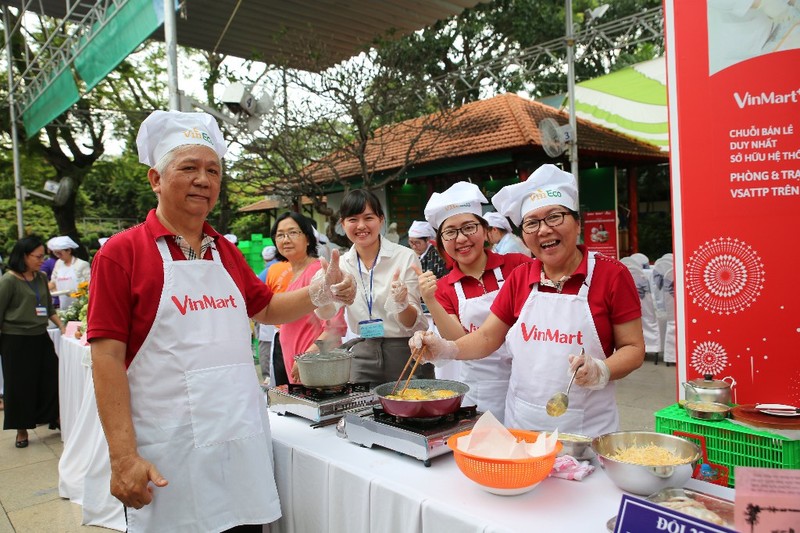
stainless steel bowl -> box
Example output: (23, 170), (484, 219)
(294, 349), (352, 388)
(591, 431), (701, 495)
(683, 401), (731, 422)
(557, 433), (593, 460)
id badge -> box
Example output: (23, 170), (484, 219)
(359, 318), (385, 338)
(35, 306), (48, 317)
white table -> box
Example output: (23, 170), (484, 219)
(55, 336), (125, 531)
(268, 412), (736, 533)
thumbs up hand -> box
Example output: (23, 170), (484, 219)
(309, 248), (356, 308)
(412, 264), (437, 302)
(384, 268), (410, 314)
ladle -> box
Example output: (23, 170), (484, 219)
(546, 348), (584, 417)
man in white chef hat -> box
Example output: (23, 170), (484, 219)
(407, 220), (449, 279)
(483, 211), (531, 257)
(410, 164), (644, 437)
(87, 110), (355, 533)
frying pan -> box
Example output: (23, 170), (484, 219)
(373, 379), (469, 418)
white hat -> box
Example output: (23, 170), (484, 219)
(491, 165), (578, 225)
(408, 220), (436, 239)
(483, 212), (513, 233)
(98, 237), (110, 247)
(136, 110), (227, 167)
(262, 245), (277, 261)
(223, 234), (238, 244)
(47, 236), (79, 250)
(424, 182), (488, 229)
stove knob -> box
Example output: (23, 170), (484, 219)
(335, 417), (347, 438)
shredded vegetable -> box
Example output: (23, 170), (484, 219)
(609, 444), (691, 466)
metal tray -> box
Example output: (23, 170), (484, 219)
(606, 487), (735, 531)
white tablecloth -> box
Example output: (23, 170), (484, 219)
(269, 412), (736, 533)
(55, 336), (125, 531)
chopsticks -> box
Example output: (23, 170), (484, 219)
(391, 345), (429, 395)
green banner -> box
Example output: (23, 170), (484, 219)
(22, 69), (80, 138)
(74, 0), (162, 92)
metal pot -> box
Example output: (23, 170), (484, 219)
(373, 379), (468, 418)
(683, 374), (733, 405)
(294, 348), (353, 388)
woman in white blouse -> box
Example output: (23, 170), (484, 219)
(338, 189), (433, 386)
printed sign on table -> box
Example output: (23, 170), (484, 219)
(665, 0), (800, 404)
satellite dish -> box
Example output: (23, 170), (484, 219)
(538, 118), (574, 158)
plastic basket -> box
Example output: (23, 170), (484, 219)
(447, 429), (562, 495)
(655, 403), (800, 487)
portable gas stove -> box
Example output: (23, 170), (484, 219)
(336, 405), (480, 467)
(267, 382), (377, 427)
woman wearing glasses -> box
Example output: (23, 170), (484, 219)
(411, 165), (644, 436)
(270, 212), (347, 384)
(338, 189), (433, 386)
(0, 236), (65, 448)
(416, 182), (533, 423)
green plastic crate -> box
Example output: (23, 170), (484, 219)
(655, 403), (800, 487)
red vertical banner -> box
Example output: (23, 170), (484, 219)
(583, 210), (618, 259)
(665, 1), (800, 404)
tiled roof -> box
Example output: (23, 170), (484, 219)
(311, 92), (667, 182)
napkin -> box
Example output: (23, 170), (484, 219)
(550, 455), (595, 481)
(457, 412), (558, 459)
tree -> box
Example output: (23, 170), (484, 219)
(1, 10), (170, 256)
(232, 50), (461, 245)
(374, 0), (664, 109)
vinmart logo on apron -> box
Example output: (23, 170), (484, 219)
(171, 293), (239, 315)
(520, 323), (583, 345)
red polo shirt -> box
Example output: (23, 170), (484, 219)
(434, 250), (533, 316)
(87, 209), (273, 366)
(490, 247), (641, 357)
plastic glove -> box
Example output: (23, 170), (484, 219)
(568, 352), (610, 391)
(412, 264), (437, 302)
(408, 330), (458, 367)
(385, 269), (410, 314)
(309, 249), (356, 307)
(758, 0), (793, 20)
(314, 301), (342, 320)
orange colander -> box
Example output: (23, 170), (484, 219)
(447, 429), (562, 495)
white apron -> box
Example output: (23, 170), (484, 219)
(54, 262), (78, 309)
(125, 238), (281, 532)
(454, 267), (512, 423)
(504, 252), (618, 437)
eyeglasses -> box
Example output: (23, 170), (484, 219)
(521, 212), (572, 234)
(29, 253), (46, 260)
(441, 222), (481, 241)
(274, 230), (304, 241)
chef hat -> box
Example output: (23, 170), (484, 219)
(262, 245), (277, 261)
(136, 110), (227, 167)
(483, 212), (513, 233)
(424, 182), (488, 229)
(408, 220), (436, 239)
(491, 165), (578, 225)
(223, 234), (238, 244)
(47, 236), (79, 250)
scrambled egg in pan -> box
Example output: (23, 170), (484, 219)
(385, 388), (458, 401)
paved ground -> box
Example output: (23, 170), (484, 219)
(0, 356), (677, 531)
